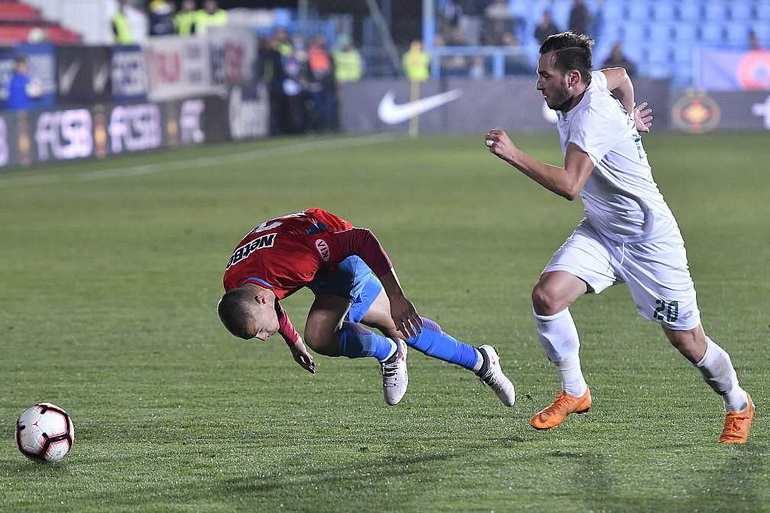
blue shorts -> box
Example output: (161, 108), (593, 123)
(307, 256), (383, 323)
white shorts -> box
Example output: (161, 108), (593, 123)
(543, 220), (701, 330)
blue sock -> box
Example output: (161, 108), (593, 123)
(406, 318), (479, 370)
(337, 322), (396, 361)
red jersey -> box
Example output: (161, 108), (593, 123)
(223, 209), (355, 299)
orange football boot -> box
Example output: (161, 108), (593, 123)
(718, 394), (755, 444)
(530, 389), (592, 430)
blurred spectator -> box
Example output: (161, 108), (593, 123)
(602, 42), (637, 78)
(435, 32), (468, 77)
(455, 0), (490, 45)
(195, 0), (228, 35)
(568, 0), (591, 36)
(501, 31), (532, 75)
(333, 36), (363, 83)
(748, 30), (761, 50)
(403, 40), (430, 82)
(535, 10), (560, 44)
(174, 0), (197, 35)
(148, 0), (175, 36)
(469, 55), (486, 79)
(112, 0), (136, 44)
(279, 36), (307, 134)
(484, 0), (513, 45)
(5, 56), (42, 111)
(306, 35), (338, 132)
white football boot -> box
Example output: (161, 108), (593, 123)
(476, 345), (516, 406)
(380, 338), (408, 405)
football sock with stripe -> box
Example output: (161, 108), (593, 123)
(696, 336), (749, 412)
(337, 322), (396, 362)
(534, 309), (588, 397)
(406, 317), (481, 371)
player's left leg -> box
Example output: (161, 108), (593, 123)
(359, 288), (516, 406)
(306, 257), (407, 405)
(623, 239), (754, 443)
(663, 325), (754, 444)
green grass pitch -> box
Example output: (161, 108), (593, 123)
(0, 132), (768, 512)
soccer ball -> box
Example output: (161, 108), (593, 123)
(15, 403), (75, 463)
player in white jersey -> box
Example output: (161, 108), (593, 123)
(484, 32), (754, 443)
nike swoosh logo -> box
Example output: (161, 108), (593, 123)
(93, 64), (109, 93)
(377, 89), (463, 125)
(59, 61), (80, 94)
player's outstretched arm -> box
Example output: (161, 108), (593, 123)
(275, 301), (316, 374)
(485, 129), (594, 200)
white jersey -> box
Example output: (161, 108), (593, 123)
(556, 71), (679, 243)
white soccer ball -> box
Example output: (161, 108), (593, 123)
(15, 403), (75, 463)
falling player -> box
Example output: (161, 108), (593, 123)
(218, 208), (515, 407)
(484, 32), (753, 443)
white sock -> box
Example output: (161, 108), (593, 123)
(696, 336), (748, 412)
(534, 309), (587, 397)
(472, 349), (483, 372)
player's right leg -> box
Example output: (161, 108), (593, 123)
(530, 222), (617, 430)
(359, 289), (516, 407)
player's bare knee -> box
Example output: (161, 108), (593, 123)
(303, 327), (337, 356)
(532, 283), (565, 315)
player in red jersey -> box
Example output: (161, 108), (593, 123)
(218, 208), (516, 406)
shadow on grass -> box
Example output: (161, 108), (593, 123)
(71, 449), (468, 511)
(687, 443), (768, 508)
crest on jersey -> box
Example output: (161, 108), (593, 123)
(672, 89), (721, 134)
(315, 239), (330, 262)
(225, 233), (276, 270)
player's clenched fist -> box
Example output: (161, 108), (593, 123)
(485, 128), (518, 162)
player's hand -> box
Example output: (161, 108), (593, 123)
(634, 102), (653, 133)
(485, 128), (517, 161)
(289, 338), (316, 374)
(390, 293), (422, 340)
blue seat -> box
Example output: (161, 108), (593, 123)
(627, 2), (650, 20)
(601, 0), (625, 21)
(678, 0), (702, 22)
(650, 2), (675, 22)
(622, 24), (645, 44)
(550, 0), (572, 31)
(645, 45), (670, 65)
(671, 45), (694, 65)
(729, 3), (754, 21)
(725, 23), (749, 45)
(752, 23), (770, 42)
(673, 24), (698, 43)
(703, 1), (729, 21)
(700, 24), (724, 43)
(756, 0), (770, 20)
(648, 23), (674, 43)
(600, 23), (623, 44)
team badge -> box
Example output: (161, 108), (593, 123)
(672, 89), (721, 134)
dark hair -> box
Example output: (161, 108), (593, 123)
(218, 288), (256, 339)
(539, 31), (594, 84)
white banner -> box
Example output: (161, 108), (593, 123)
(145, 36), (215, 101)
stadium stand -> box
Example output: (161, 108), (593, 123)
(503, 0), (770, 86)
(0, 0), (80, 44)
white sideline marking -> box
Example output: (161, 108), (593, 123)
(0, 134), (398, 188)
